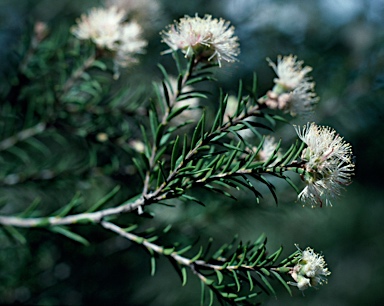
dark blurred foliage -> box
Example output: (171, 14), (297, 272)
(1, 0), (384, 305)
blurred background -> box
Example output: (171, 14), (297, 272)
(1, 0), (383, 305)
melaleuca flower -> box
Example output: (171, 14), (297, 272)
(71, 6), (147, 76)
(295, 123), (355, 207)
(269, 55), (313, 91)
(260, 55), (318, 116)
(289, 246), (331, 291)
(115, 21), (148, 67)
(160, 14), (240, 66)
(71, 6), (125, 50)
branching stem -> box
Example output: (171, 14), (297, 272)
(100, 220), (270, 273)
(0, 123), (46, 152)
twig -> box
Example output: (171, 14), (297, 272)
(142, 64), (193, 196)
(100, 220), (270, 272)
(58, 54), (96, 99)
(0, 197), (144, 228)
(0, 123), (46, 151)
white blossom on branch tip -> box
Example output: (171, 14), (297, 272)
(295, 123), (355, 207)
(160, 14), (240, 66)
(71, 6), (126, 50)
(261, 55), (318, 116)
(289, 245), (331, 291)
(268, 55), (312, 91)
(71, 6), (147, 75)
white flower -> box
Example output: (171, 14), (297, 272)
(262, 55), (318, 116)
(268, 55), (313, 91)
(71, 6), (147, 75)
(160, 14), (240, 66)
(71, 6), (125, 50)
(295, 123), (354, 207)
(289, 246), (331, 291)
(115, 21), (147, 67)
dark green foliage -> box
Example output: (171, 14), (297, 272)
(0, 3), (360, 305)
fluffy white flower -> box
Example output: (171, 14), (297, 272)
(71, 6), (125, 50)
(160, 14), (240, 66)
(295, 123), (354, 207)
(262, 55), (318, 116)
(289, 246), (331, 291)
(71, 6), (147, 75)
(115, 21), (147, 67)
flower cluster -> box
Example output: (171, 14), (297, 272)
(295, 123), (355, 207)
(289, 246), (331, 291)
(160, 14), (240, 66)
(71, 6), (147, 74)
(260, 55), (318, 116)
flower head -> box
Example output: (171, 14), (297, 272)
(289, 246), (331, 291)
(71, 6), (147, 76)
(160, 14), (240, 66)
(115, 21), (148, 67)
(71, 6), (126, 50)
(295, 123), (355, 207)
(268, 55), (312, 91)
(261, 55), (318, 116)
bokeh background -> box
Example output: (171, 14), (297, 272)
(1, 0), (383, 305)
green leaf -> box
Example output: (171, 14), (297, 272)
(155, 123), (165, 148)
(1, 225), (27, 244)
(266, 246), (283, 264)
(257, 271), (276, 296)
(180, 194), (205, 206)
(221, 143), (240, 173)
(271, 270), (292, 296)
(123, 224), (138, 232)
(149, 109), (159, 140)
(247, 271), (254, 291)
(221, 292), (238, 299)
(132, 157), (145, 180)
(91, 60), (107, 70)
(87, 185), (120, 213)
(232, 270), (241, 292)
(215, 270), (224, 285)
(176, 244), (193, 255)
(163, 247), (175, 255)
(181, 267), (188, 286)
(166, 104), (190, 122)
(177, 92), (208, 101)
(150, 255), (157, 276)
(191, 111), (205, 147)
(190, 246), (203, 262)
(200, 279), (206, 306)
(208, 288), (214, 306)
(55, 192), (82, 217)
(17, 197), (41, 218)
(234, 292), (260, 302)
(163, 224), (172, 233)
(50, 226), (89, 246)
(171, 135), (180, 171)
